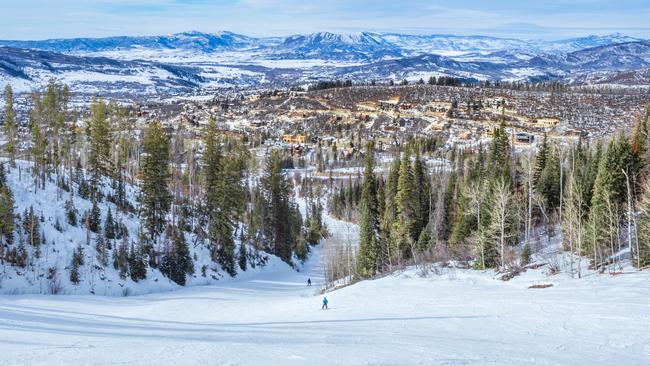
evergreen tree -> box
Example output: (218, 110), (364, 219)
(65, 196), (77, 226)
(537, 147), (561, 211)
(203, 118), (246, 276)
(357, 142), (379, 278)
(416, 221), (434, 252)
(70, 245), (84, 285)
(116, 237), (129, 279)
(128, 242), (147, 282)
(0, 184), (15, 246)
(29, 100), (46, 187)
(88, 99), (113, 197)
(393, 151), (418, 260)
(88, 198), (101, 233)
(582, 141), (602, 208)
(160, 225), (194, 286)
(533, 134), (549, 187)
(444, 170), (461, 244)
(140, 121), (171, 241)
(95, 233), (108, 267)
(413, 151), (430, 242)
(238, 243), (248, 271)
(306, 196), (326, 245)
(489, 116), (511, 182)
(105, 208), (116, 240)
(586, 137), (632, 265)
(261, 150), (299, 264)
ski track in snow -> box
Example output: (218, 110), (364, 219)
(0, 176), (649, 365)
(1, 241), (649, 365)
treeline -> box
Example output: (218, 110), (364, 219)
(0, 82), (326, 288)
(301, 77), (648, 96)
(308, 80), (354, 91)
(355, 107), (650, 278)
(307, 76), (469, 91)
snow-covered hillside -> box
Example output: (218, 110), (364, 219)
(0, 161), (288, 296)
(0, 247), (648, 365)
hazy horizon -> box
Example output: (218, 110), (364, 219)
(0, 29), (646, 43)
(1, 0), (649, 41)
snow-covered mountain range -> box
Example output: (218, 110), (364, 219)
(0, 31), (649, 95)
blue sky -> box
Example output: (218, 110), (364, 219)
(1, 0), (649, 40)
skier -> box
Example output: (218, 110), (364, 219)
(322, 297), (328, 310)
(307, 278), (312, 286)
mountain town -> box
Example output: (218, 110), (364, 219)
(0, 1), (649, 365)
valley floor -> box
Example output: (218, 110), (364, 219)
(0, 245), (649, 366)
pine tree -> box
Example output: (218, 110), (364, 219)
(533, 133), (549, 187)
(393, 150), (418, 261)
(587, 137), (631, 265)
(416, 221), (433, 252)
(65, 196), (77, 226)
(357, 142), (379, 278)
(70, 245), (84, 285)
(161, 225), (194, 285)
(0, 184), (15, 246)
(128, 242), (147, 282)
(305, 195), (326, 247)
(116, 237), (129, 279)
(261, 150), (299, 264)
(29, 100), (46, 187)
(105, 208), (116, 240)
(140, 121), (171, 241)
(87, 99), (113, 197)
(3, 86), (17, 166)
(537, 147), (561, 211)
(488, 109), (511, 182)
(445, 170), (462, 246)
(88, 199), (101, 233)
(203, 118), (246, 276)
(96, 233), (108, 267)
(238, 243), (248, 271)
(413, 151), (430, 242)
(582, 141), (602, 208)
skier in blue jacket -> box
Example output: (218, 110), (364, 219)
(322, 297), (328, 310)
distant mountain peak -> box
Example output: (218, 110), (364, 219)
(284, 31), (387, 46)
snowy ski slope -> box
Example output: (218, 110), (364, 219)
(0, 243), (649, 365)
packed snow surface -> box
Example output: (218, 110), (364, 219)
(0, 250), (649, 365)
